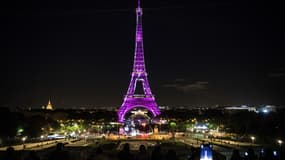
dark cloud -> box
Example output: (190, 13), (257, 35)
(164, 81), (209, 92)
(268, 72), (285, 78)
(267, 68), (285, 78)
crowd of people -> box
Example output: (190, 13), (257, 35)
(230, 148), (283, 160)
(90, 143), (180, 160)
(0, 142), (284, 160)
(1, 142), (193, 160)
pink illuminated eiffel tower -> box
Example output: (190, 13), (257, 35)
(117, 0), (161, 122)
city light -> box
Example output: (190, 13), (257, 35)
(195, 125), (208, 130)
(17, 128), (24, 136)
(22, 137), (27, 142)
(124, 126), (130, 132)
(141, 122), (146, 127)
(200, 144), (213, 160)
(262, 109), (268, 113)
(251, 136), (255, 144)
(277, 139), (283, 146)
(21, 136), (27, 150)
(130, 130), (137, 136)
(17, 128), (24, 133)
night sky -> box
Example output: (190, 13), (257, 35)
(1, 0), (284, 108)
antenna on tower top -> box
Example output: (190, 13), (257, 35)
(136, 0), (142, 15)
(138, 0), (141, 8)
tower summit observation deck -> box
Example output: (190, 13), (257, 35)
(117, 0), (161, 122)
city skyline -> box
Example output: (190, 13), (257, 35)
(1, 0), (284, 108)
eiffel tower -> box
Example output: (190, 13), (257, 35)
(117, 0), (161, 122)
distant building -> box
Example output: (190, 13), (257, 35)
(45, 100), (54, 110)
(158, 106), (170, 110)
(225, 105), (256, 112)
(256, 105), (277, 113)
(224, 104), (278, 114)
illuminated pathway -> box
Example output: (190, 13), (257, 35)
(202, 138), (260, 148)
(0, 139), (69, 151)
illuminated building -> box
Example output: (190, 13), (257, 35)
(46, 100), (54, 110)
(117, 0), (160, 122)
(225, 105), (256, 112)
(256, 105), (277, 113)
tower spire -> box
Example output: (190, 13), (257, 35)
(138, 0), (141, 8)
(133, 0), (144, 73)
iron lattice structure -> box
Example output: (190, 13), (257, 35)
(117, 0), (161, 122)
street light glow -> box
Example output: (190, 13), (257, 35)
(22, 137), (27, 142)
(262, 109), (268, 113)
(277, 139), (283, 145)
(250, 136), (255, 144)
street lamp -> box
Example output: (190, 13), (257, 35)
(277, 139), (283, 147)
(40, 135), (44, 147)
(251, 136), (255, 144)
(22, 136), (27, 149)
